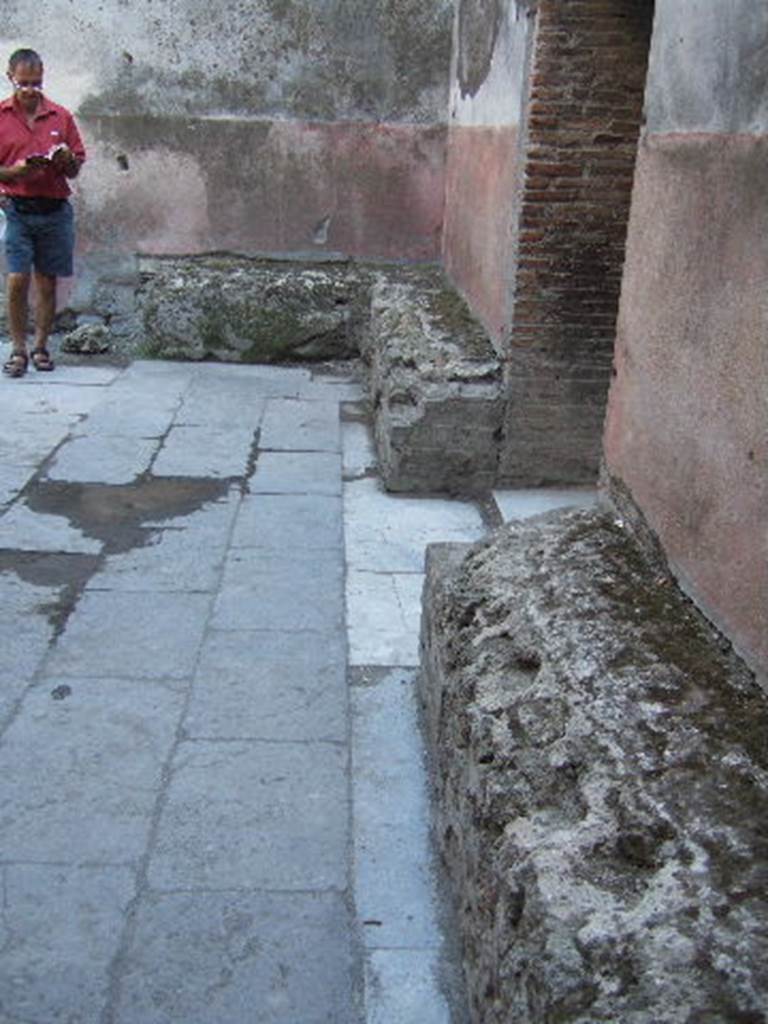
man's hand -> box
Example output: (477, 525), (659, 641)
(50, 144), (80, 178)
(0, 159), (33, 183)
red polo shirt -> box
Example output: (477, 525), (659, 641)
(0, 94), (86, 199)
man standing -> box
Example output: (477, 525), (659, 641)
(0, 48), (86, 377)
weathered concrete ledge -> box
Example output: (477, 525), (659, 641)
(361, 269), (502, 493)
(137, 255), (376, 363)
(420, 508), (768, 1023)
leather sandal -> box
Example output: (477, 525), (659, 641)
(3, 351), (28, 378)
(31, 348), (54, 371)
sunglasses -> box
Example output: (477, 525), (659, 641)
(11, 77), (43, 91)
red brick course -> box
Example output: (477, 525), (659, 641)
(500, 0), (654, 484)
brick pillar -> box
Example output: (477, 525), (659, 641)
(499, 0), (654, 484)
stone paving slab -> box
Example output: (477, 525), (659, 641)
(152, 424), (258, 478)
(365, 949), (451, 1024)
(249, 451), (342, 495)
(213, 549), (344, 632)
(0, 581), (58, 716)
(347, 570), (424, 667)
(185, 629), (347, 742)
(90, 490), (240, 592)
(11, 365), (122, 387)
(114, 891), (357, 1024)
(345, 476), (484, 572)
(46, 434), (159, 484)
(352, 670), (441, 950)
(174, 377), (266, 429)
(0, 501), (102, 554)
(231, 493), (343, 550)
(71, 394), (180, 438)
(1, 380), (110, 417)
(0, 419), (75, 467)
(190, 360), (313, 398)
(0, 864), (134, 1024)
(45, 590), (211, 678)
(148, 740), (348, 891)
(493, 486), (598, 520)
(260, 398), (341, 452)
(342, 420), (378, 479)
(0, 678), (182, 862)
(0, 464), (35, 506)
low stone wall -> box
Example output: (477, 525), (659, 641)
(137, 256), (376, 363)
(420, 508), (768, 1023)
(362, 269), (503, 493)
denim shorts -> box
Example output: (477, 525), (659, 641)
(4, 200), (74, 277)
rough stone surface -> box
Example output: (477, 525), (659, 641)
(362, 268), (502, 494)
(60, 322), (112, 354)
(137, 256), (375, 364)
(420, 508), (768, 1023)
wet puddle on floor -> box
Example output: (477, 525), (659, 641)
(0, 474), (241, 637)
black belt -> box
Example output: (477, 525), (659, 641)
(10, 196), (67, 215)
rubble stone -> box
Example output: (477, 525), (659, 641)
(362, 268), (502, 493)
(420, 508), (768, 1023)
(136, 256), (374, 363)
(60, 323), (111, 354)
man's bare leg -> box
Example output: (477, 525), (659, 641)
(32, 271), (56, 356)
(7, 271), (30, 354)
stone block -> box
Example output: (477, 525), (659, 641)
(148, 740), (348, 891)
(363, 268), (503, 494)
(137, 256), (374, 364)
(115, 891), (357, 1024)
(420, 509), (768, 1023)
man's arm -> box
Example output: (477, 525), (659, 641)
(56, 111), (86, 179)
(0, 160), (31, 183)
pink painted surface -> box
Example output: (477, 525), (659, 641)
(604, 132), (768, 677)
(78, 119), (447, 262)
(442, 124), (520, 348)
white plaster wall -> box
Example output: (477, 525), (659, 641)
(449, 1), (532, 128)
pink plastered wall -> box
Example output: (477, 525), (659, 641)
(77, 119), (447, 263)
(442, 124), (520, 349)
(603, 133), (768, 678)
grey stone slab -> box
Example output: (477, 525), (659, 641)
(260, 398), (341, 452)
(344, 477), (484, 573)
(230, 493), (343, 550)
(46, 435), (158, 484)
(0, 418), (75, 467)
(212, 549), (344, 632)
(185, 629), (347, 742)
(89, 490), (240, 592)
(0, 678), (183, 861)
(148, 740), (348, 890)
(0, 577), (57, 681)
(493, 486), (598, 521)
(115, 891), (356, 1024)
(0, 502), (102, 553)
(13, 365), (121, 386)
(249, 451), (342, 495)
(346, 570), (424, 667)
(0, 380), (107, 418)
(71, 394), (180, 438)
(46, 591), (211, 678)
(194, 362), (312, 390)
(352, 670), (441, 949)
(300, 376), (367, 402)
(0, 465), (34, 506)
(0, 864), (134, 1024)
(174, 378), (267, 429)
(343, 420), (378, 479)
(152, 425), (257, 478)
(365, 950), (451, 1024)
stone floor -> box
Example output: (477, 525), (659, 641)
(0, 358), (596, 1023)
